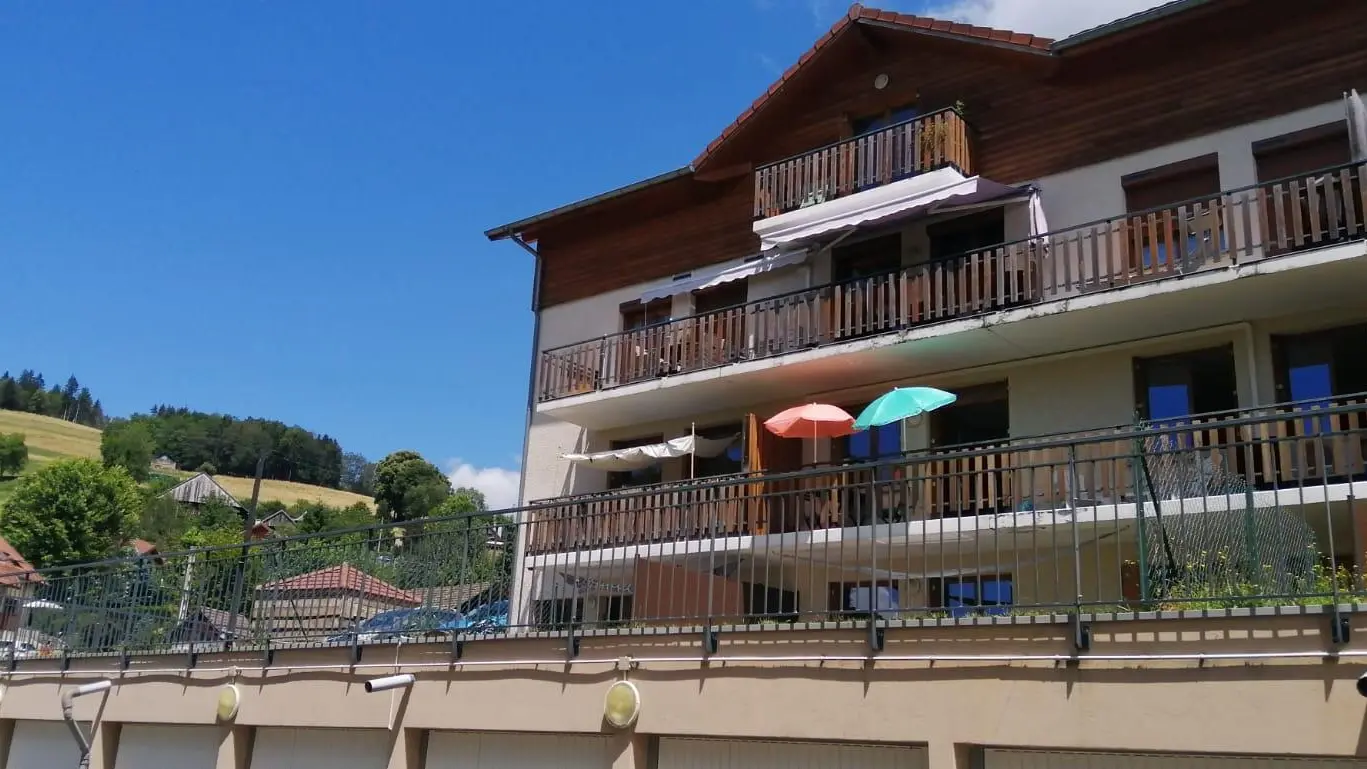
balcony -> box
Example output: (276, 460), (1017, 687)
(525, 396), (1367, 556)
(752, 108), (973, 219)
(537, 160), (1367, 406)
(1, 399), (1363, 657)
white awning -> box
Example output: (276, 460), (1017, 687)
(562, 434), (738, 472)
(754, 167), (1033, 250)
(639, 249), (807, 303)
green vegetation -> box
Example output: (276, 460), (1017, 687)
(0, 432), (27, 478)
(373, 450), (452, 523)
(100, 420), (155, 481)
(2, 459), (142, 566)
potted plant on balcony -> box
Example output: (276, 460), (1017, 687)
(917, 101), (965, 170)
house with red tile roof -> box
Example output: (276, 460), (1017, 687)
(252, 563), (422, 642)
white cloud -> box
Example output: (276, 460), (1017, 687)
(918, 0), (1166, 39)
(447, 460), (521, 511)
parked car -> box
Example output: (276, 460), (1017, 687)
(463, 599), (509, 634)
(326, 608), (469, 645)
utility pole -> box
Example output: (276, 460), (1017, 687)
(223, 450), (269, 647)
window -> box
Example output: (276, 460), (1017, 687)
(827, 580), (900, 616)
(691, 423), (743, 479)
(929, 574), (1013, 617)
(1123, 155), (1223, 270)
(927, 209), (1006, 261)
(598, 595), (633, 626)
(1255, 123), (1353, 253)
(1273, 324), (1367, 435)
(1254, 122), (1350, 183)
(852, 103), (919, 136)
(930, 382), (1009, 448)
(534, 598), (582, 630)
(693, 280), (749, 315)
(832, 233), (902, 282)
(620, 298), (671, 332)
(1134, 346), (1238, 424)
(606, 435), (664, 490)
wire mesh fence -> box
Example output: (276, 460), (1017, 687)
(2, 397), (1365, 658)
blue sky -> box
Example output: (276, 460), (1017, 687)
(0, 0), (1152, 506)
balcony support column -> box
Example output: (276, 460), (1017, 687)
(928, 741), (979, 769)
(215, 725), (254, 769)
(385, 728), (427, 769)
(610, 732), (653, 769)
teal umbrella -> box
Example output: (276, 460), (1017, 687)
(853, 387), (957, 431)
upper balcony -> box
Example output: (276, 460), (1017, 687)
(536, 160), (1367, 423)
(751, 107), (973, 220)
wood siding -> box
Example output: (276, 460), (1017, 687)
(529, 0), (1367, 310)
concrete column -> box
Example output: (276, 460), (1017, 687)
(215, 725), (254, 769)
(928, 741), (977, 769)
(610, 732), (653, 769)
(0, 719), (14, 769)
(385, 728), (426, 769)
(86, 721), (121, 769)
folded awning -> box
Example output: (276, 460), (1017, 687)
(754, 167), (1034, 251)
(639, 249), (807, 303)
(562, 434), (738, 472)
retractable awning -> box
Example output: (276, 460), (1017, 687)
(754, 167), (1038, 251)
(562, 434), (738, 472)
(638, 249), (807, 303)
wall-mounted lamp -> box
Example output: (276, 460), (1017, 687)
(603, 680), (641, 729)
(61, 679), (113, 767)
(364, 674), (415, 693)
(873, 73), (890, 90)
(216, 684), (241, 721)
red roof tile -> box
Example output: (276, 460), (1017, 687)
(691, 3), (1052, 170)
(0, 536), (40, 587)
(256, 563), (421, 605)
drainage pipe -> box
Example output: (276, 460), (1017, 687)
(60, 679), (111, 769)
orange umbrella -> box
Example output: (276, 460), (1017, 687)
(764, 403), (857, 440)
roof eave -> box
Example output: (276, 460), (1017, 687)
(1051, 0), (1215, 51)
(484, 165), (694, 242)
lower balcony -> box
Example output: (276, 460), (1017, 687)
(537, 161), (1367, 426)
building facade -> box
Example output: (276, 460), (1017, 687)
(6, 2), (1367, 768)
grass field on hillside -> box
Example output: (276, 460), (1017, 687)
(0, 410), (375, 511)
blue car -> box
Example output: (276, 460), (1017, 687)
(463, 600), (510, 634)
(327, 608), (469, 645)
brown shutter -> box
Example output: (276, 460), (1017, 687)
(1123, 161), (1222, 212)
(1254, 124), (1350, 183)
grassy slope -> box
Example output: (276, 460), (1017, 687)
(0, 410), (375, 510)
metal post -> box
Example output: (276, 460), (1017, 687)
(224, 452), (268, 647)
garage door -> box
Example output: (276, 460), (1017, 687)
(116, 724), (221, 768)
(426, 732), (614, 769)
(985, 749), (1367, 768)
(659, 738), (927, 769)
(8, 720), (80, 769)
(252, 728), (391, 769)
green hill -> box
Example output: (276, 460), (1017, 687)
(0, 410), (375, 511)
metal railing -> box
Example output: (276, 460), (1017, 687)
(538, 160), (1367, 402)
(3, 397), (1365, 657)
(753, 107), (973, 218)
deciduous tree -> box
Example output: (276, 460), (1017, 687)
(101, 419), (155, 481)
(373, 451), (450, 523)
(0, 433), (27, 478)
(0, 459), (141, 567)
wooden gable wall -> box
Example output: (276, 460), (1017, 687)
(532, 0), (1367, 311)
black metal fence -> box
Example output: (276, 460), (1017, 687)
(3, 398), (1366, 659)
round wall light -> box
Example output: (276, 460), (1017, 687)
(216, 684), (241, 722)
(603, 680), (641, 729)
(873, 73), (890, 90)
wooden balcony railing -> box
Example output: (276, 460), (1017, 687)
(524, 398), (1367, 555)
(538, 161), (1367, 403)
(753, 108), (973, 219)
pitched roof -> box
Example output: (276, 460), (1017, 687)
(692, 3), (1052, 171)
(164, 473), (244, 509)
(255, 563), (421, 605)
(484, 1), (1222, 240)
(0, 537), (39, 587)
(193, 606), (253, 636)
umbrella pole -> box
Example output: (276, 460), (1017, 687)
(690, 422), (696, 479)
